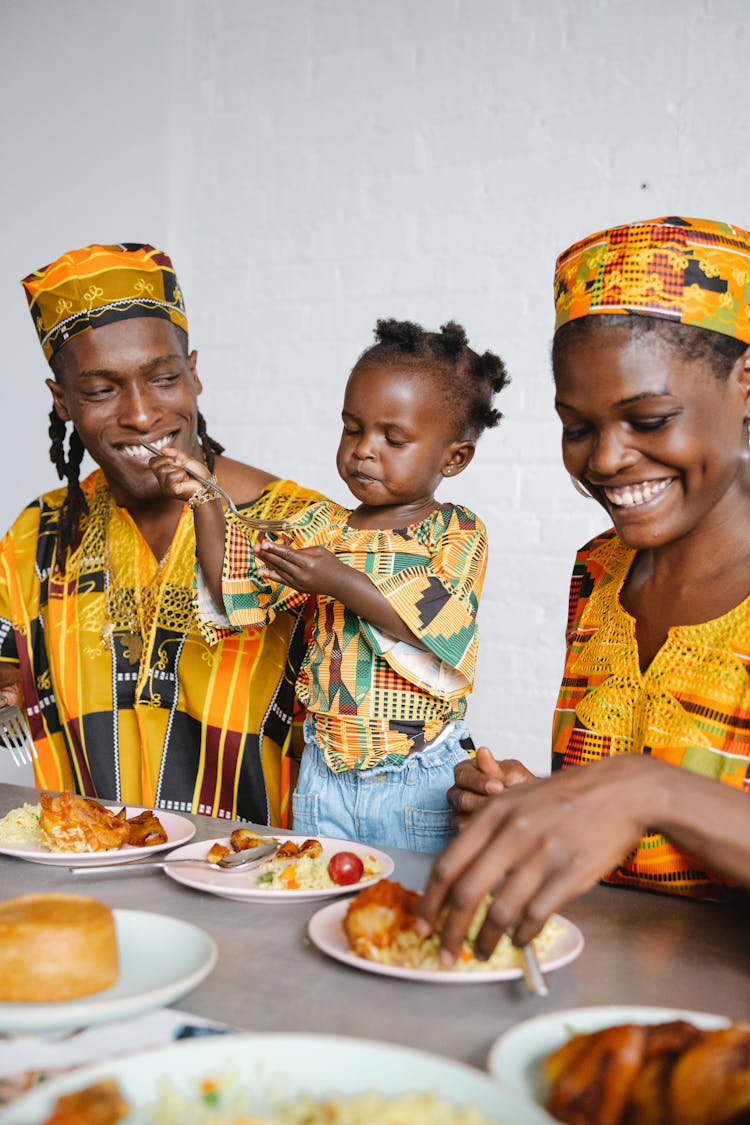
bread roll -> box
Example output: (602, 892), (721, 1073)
(0, 893), (118, 1002)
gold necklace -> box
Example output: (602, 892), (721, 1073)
(100, 498), (172, 667)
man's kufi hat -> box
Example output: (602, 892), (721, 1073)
(21, 242), (188, 361)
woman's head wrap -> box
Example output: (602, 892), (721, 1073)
(21, 243), (188, 361)
(553, 216), (750, 344)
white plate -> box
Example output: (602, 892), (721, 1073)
(1, 1031), (554, 1123)
(164, 834), (394, 902)
(308, 899), (584, 984)
(0, 909), (216, 1033)
(0, 804), (195, 866)
(487, 1005), (733, 1109)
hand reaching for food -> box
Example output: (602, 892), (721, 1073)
(419, 754), (654, 957)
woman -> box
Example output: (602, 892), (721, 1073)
(418, 216), (750, 962)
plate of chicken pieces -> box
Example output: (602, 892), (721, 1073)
(163, 830), (394, 902)
(487, 1005), (750, 1124)
(308, 878), (584, 983)
(0, 791), (195, 865)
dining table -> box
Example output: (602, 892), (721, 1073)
(1, 779), (749, 1077)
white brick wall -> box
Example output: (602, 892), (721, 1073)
(2, 0), (749, 787)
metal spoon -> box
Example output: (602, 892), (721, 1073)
(520, 942), (549, 997)
(68, 840), (279, 875)
(140, 440), (292, 532)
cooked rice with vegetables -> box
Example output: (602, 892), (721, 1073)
(254, 851), (382, 891)
(146, 1073), (506, 1123)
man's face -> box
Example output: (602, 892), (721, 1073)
(47, 317), (203, 507)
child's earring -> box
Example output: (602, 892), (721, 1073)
(570, 474), (593, 498)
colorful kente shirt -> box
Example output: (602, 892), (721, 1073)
(552, 530), (750, 897)
(0, 469), (322, 825)
(211, 501), (487, 772)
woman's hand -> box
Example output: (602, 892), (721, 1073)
(418, 755), (655, 959)
(254, 535), (346, 597)
(146, 445), (207, 503)
(448, 746), (535, 828)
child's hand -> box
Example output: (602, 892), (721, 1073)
(254, 536), (344, 596)
(146, 445), (207, 503)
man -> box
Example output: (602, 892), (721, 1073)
(0, 243), (321, 823)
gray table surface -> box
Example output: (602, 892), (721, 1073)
(1, 782), (748, 1071)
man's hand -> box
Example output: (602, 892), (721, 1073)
(448, 746), (535, 828)
(0, 668), (24, 710)
(146, 445), (207, 503)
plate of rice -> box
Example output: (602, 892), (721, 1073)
(0, 1031), (554, 1124)
(308, 896), (584, 983)
(163, 835), (394, 902)
(0, 801), (195, 866)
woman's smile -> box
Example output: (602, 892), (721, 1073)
(602, 477), (676, 509)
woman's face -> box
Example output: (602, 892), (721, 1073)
(553, 324), (750, 550)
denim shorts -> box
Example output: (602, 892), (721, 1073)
(292, 719), (471, 854)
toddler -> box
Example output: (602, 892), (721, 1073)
(153, 319), (508, 852)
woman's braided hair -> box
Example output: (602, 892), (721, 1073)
(48, 324), (225, 570)
(357, 319), (509, 439)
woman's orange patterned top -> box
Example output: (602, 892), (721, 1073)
(552, 530), (750, 897)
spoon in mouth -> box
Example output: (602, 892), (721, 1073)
(140, 440), (292, 532)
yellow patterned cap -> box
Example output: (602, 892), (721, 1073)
(554, 216), (750, 344)
(21, 243), (188, 361)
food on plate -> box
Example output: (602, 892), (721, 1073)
(0, 893), (118, 1001)
(255, 842), (382, 891)
(80, 1072), (507, 1123)
(327, 850), (365, 885)
(0, 801), (42, 842)
(41, 1078), (130, 1124)
(39, 792), (130, 852)
(230, 827), (270, 851)
(276, 836), (323, 860)
(207, 842), (232, 864)
(544, 1019), (750, 1124)
(34, 1072), (506, 1124)
(122, 808), (167, 847)
(0, 793), (167, 853)
(343, 879), (561, 973)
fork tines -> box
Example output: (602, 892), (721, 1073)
(0, 706), (37, 767)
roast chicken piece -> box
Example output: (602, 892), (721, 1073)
(207, 842), (232, 864)
(276, 837), (322, 860)
(668, 1025), (750, 1124)
(42, 1078), (130, 1124)
(122, 808), (167, 847)
(344, 879), (421, 957)
(230, 827), (269, 851)
(39, 793), (130, 853)
(546, 1024), (646, 1125)
(545, 1020), (750, 1125)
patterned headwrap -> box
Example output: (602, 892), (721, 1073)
(21, 243), (188, 361)
(553, 216), (750, 344)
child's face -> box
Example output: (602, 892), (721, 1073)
(336, 360), (470, 510)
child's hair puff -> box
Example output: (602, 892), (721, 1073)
(358, 318), (509, 440)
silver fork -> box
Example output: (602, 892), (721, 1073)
(0, 705), (36, 767)
(141, 441), (292, 532)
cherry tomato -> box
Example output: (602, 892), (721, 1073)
(327, 851), (365, 886)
